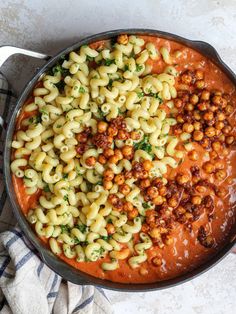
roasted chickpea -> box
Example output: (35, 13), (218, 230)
(218, 134), (226, 142)
(188, 150), (199, 161)
(216, 112), (225, 121)
(152, 257), (162, 266)
(103, 180), (113, 190)
(149, 228), (161, 239)
(193, 121), (201, 131)
(205, 126), (216, 137)
(195, 185), (206, 193)
(215, 170), (227, 181)
(106, 223), (115, 235)
(185, 103), (194, 111)
(214, 160), (224, 170)
(195, 70), (204, 80)
(190, 94), (199, 105)
(114, 149), (123, 160)
(176, 173), (189, 185)
(222, 125), (232, 135)
(215, 187), (227, 197)
(108, 194), (119, 205)
(168, 196), (178, 207)
(203, 161), (215, 174)
(195, 80), (205, 89)
(181, 73), (192, 85)
(159, 186), (167, 196)
(85, 156), (96, 167)
(226, 136), (234, 145)
(108, 155), (119, 164)
(203, 111), (214, 121)
(117, 34), (128, 45)
(97, 121), (108, 133)
(165, 235), (174, 246)
(214, 121), (224, 130)
(98, 154), (107, 164)
(193, 130), (204, 141)
(131, 131), (141, 140)
(141, 223), (150, 233)
(198, 102), (208, 111)
(119, 184), (131, 195)
(142, 160), (152, 171)
(153, 196), (164, 205)
(191, 195), (202, 205)
(212, 95), (227, 107)
(117, 130), (129, 140)
(107, 126), (118, 137)
(193, 110), (201, 120)
(201, 90), (210, 101)
(175, 206), (186, 214)
(124, 170), (132, 179)
(146, 186), (159, 199)
(182, 123), (194, 133)
(209, 151), (218, 159)
(176, 114), (185, 123)
(121, 145), (134, 158)
(123, 201), (133, 212)
(225, 104), (234, 115)
(212, 141), (222, 152)
(103, 169), (114, 181)
(139, 178), (151, 189)
(128, 208), (139, 220)
(174, 98), (183, 108)
(139, 267), (148, 276)
(103, 148), (114, 158)
(114, 174), (125, 185)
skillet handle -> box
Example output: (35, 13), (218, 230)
(0, 45), (51, 67)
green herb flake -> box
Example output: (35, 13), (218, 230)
(136, 64), (143, 72)
(63, 195), (69, 202)
(76, 224), (87, 234)
(134, 135), (153, 157)
(124, 64), (129, 71)
(63, 173), (68, 179)
(60, 225), (70, 233)
(79, 86), (86, 94)
(104, 58), (115, 66)
(137, 91), (144, 99)
(107, 218), (112, 224)
(142, 202), (151, 209)
(43, 184), (50, 193)
(86, 55), (94, 61)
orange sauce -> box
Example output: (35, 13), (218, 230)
(12, 35), (236, 283)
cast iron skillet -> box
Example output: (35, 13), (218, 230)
(1, 29), (236, 291)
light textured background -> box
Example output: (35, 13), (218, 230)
(0, 0), (236, 313)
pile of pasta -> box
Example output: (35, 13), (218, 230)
(11, 35), (185, 270)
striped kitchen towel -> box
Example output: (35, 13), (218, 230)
(0, 72), (113, 314)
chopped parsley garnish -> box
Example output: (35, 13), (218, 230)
(51, 64), (69, 76)
(101, 235), (112, 241)
(134, 135), (154, 157)
(86, 55), (94, 61)
(60, 225), (70, 233)
(97, 108), (107, 118)
(124, 64), (129, 71)
(149, 92), (163, 103)
(43, 184), (50, 193)
(29, 115), (41, 124)
(108, 79), (113, 89)
(104, 58), (115, 66)
(136, 64), (143, 72)
(107, 218), (112, 224)
(94, 247), (105, 255)
(76, 224), (87, 234)
(74, 238), (81, 244)
(56, 124), (62, 128)
(79, 86), (86, 93)
(63, 173), (68, 179)
(142, 202), (151, 209)
(63, 195), (69, 202)
(137, 91), (144, 99)
(39, 108), (48, 115)
(55, 80), (66, 92)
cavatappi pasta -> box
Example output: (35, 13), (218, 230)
(11, 34), (236, 283)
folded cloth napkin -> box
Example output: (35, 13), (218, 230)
(0, 72), (113, 314)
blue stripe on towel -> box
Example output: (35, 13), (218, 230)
(73, 295), (94, 313)
(15, 251), (34, 270)
(97, 287), (110, 302)
(47, 291), (58, 298)
(0, 256), (11, 276)
(37, 262), (44, 277)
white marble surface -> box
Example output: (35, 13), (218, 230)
(0, 0), (236, 313)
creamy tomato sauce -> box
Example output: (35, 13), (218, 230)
(12, 35), (236, 283)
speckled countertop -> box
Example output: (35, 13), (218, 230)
(0, 0), (236, 313)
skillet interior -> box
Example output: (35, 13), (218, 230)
(3, 29), (236, 291)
